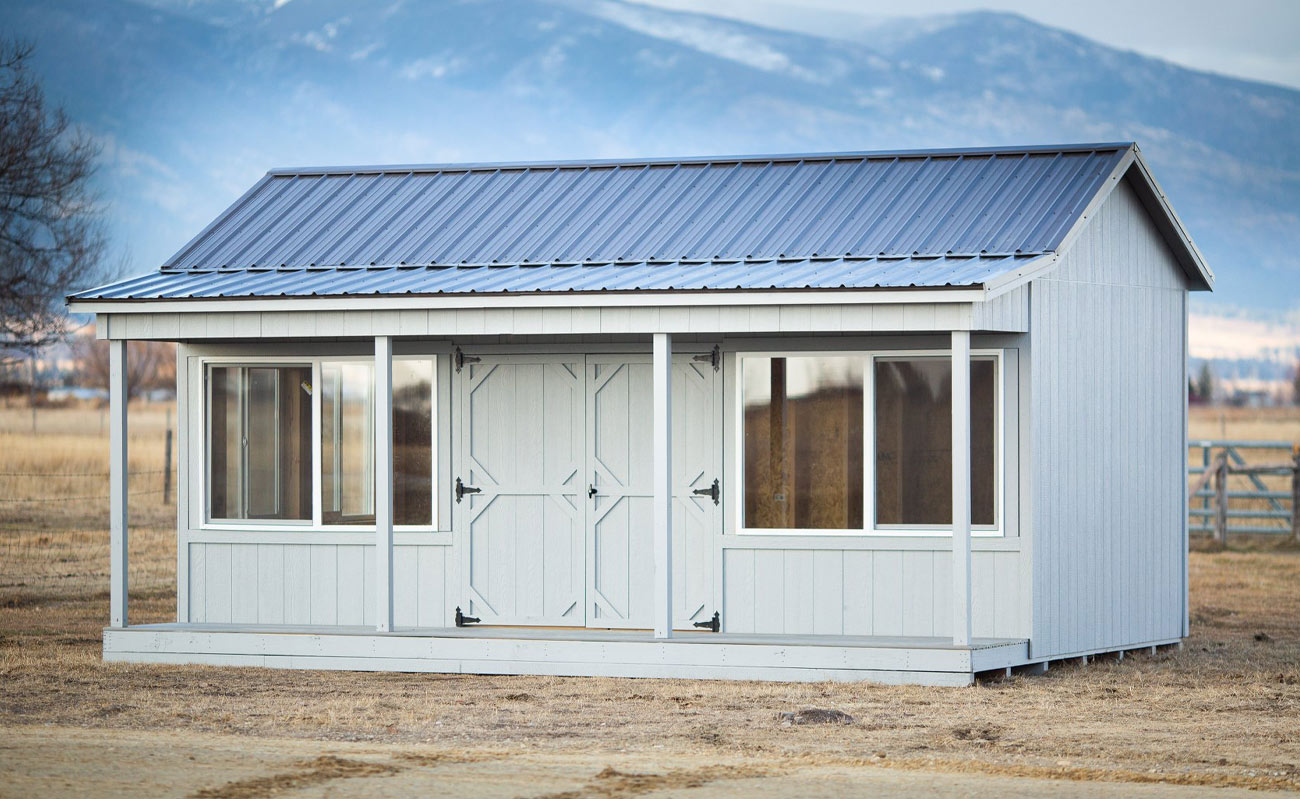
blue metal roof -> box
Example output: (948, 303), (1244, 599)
(71, 255), (1041, 299)
(72, 143), (1135, 301)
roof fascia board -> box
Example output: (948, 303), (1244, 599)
(269, 142), (1136, 177)
(67, 287), (985, 316)
(1125, 148), (1215, 290)
(977, 252), (1063, 301)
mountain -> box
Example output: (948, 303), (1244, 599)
(2, 0), (1298, 315)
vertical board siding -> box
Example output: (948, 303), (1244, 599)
(1029, 178), (1187, 658)
(721, 548), (1021, 637)
(972, 284), (1030, 332)
(130, 302), (1003, 342)
(189, 543), (449, 627)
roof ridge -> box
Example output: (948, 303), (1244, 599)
(265, 142), (1136, 178)
(151, 251), (1046, 275)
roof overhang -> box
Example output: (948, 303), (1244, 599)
(983, 145), (1213, 295)
(1124, 147), (1214, 290)
(68, 284), (993, 316)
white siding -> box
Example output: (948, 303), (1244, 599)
(102, 300), (1033, 341)
(1028, 178), (1188, 658)
(721, 547), (1023, 638)
(188, 543), (448, 627)
(971, 284), (1030, 332)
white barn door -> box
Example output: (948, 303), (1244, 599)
(670, 357), (721, 630)
(586, 355), (719, 630)
(455, 351), (719, 629)
(455, 356), (585, 626)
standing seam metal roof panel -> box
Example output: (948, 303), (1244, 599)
(70, 254), (1046, 301)
(72, 144), (1147, 300)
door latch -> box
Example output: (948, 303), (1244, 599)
(588, 484), (598, 499)
(692, 478), (720, 505)
(455, 606), (480, 626)
(455, 477), (481, 503)
(693, 611), (721, 632)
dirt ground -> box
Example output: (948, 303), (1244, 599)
(0, 726), (1286, 798)
(1, 405), (1299, 796)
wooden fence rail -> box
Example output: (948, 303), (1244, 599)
(1188, 440), (1299, 544)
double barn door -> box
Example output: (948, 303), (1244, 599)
(454, 353), (720, 629)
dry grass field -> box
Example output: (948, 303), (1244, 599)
(1, 403), (1298, 796)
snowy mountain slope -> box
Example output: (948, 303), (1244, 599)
(2, 0), (1297, 312)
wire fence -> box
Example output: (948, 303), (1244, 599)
(1, 407), (175, 507)
(0, 469), (165, 478)
(0, 486), (166, 503)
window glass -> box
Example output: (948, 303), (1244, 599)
(874, 357), (996, 526)
(393, 360), (434, 526)
(208, 365), (312, 521)
(743, 356), (864, 529)
(321, 362), (375, 525)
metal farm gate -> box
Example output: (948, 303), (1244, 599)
(1188, 440), (1300, 543)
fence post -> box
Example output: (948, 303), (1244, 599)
(1291, 445), (1299, 544)
(1201, 445), (1210, 515)
(1214, 453), (1228, 545)
(162, 428), (173, 505)
(162, 406), (173, 504)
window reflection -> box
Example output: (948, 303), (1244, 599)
(743, 356), (864, 529)
(321, 362), (375, 525)
(393, 360), (434, 526)
(874, 358), (996, 526)
(208, 365), (312, 521)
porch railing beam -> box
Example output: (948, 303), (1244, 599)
(653, 332), (673, 639)
(109, 339), (129, 628)
(375, 335), (395, 632)
(952, 330), (972, 646)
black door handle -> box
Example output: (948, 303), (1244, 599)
(588, 484), (598, 499)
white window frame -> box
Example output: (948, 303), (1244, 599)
(203, 358), (314, 528)
(734, 349), (1004, 537)
(199, 353), (440, 533)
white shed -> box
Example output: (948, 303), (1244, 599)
(69, 142), (1213, 685)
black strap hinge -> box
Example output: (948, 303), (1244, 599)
(692, 478), (720, 505)
(692, 344), (721, 371)
(454, 347), (481, 373)
(455, 606), (480, 626)
(693, 611), (721, 632)
(455, 476), (481, 503)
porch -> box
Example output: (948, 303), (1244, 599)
(103, 623), (1030, 686)
(94, 323), (1018, 685)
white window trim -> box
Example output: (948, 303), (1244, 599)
(198, 352), (441, 533)
(734, 349), (1005, 537)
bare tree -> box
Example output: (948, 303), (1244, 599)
(70, 332), (175, 399)
(0, 40), (109, 365)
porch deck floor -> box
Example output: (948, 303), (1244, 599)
(120, 622), (1023, 651)
(104, 623), (1030, 686)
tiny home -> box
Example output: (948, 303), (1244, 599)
(69, 143), (1212, 686)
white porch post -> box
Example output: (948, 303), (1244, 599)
(374, 335), (394, 632)
(652, 333), (673, 639)
(951, 330), (972, 646)
(109, 339), (128, 628)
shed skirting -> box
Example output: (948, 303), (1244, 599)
(103, 625), (1030, 687)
